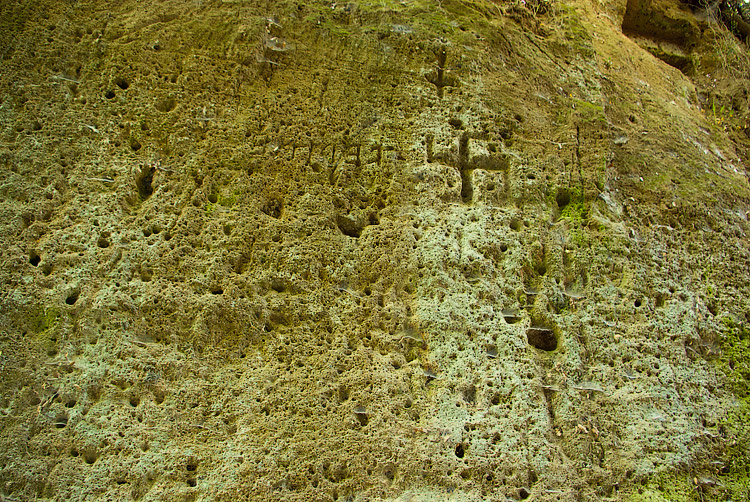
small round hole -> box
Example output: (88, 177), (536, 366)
(55, 415), (68, 428)
(114, 77), (129, 90)
(65, 292), (79, 305)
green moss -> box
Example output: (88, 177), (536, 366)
(559, 201), (590, 248)
(560, 200), (587, 225)
(556, 3), (596, 58)
(440, 0), (495, 18)
(218, 192), (238, 208)
(29, 306), (59, 334)
(27, 306), (61, 356)
(301, 0), (496, 43)
(719, 318), (750, 399)
(573, 99), (607, 124)
(205, 190), (239, 215)
(623, 472), (696, 501)
(319, 19), (355, 38)
(645, 170), (674, 191)
(721, 403), (750, 499)
(715, 319), (750, 500)
(555, 186), (588, 224)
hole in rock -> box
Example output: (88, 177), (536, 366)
(84, 450), (98, 464)
(135, 163), (155, 200)
(336, 215), (363, 238)
(655, 294), (665, 308)
(271, 279), (286, 293)
(354, 407), (369, 426)
(463, 385), (476, 404)
(455, 443), (465, 458)
(338, 386), (349, 402)
(153, 389), (165, 404)
(502, 309), (521, 324)
(155, 97), (177, 113)
(55, 414), (68, 428)
(65, 292), (79, 305)
(261, 197), (283, 219)
(424, 368), (437, 383)
(30, 252), (41, 266)
(556, 188), (571, 208)
(526, 326), (557, 351)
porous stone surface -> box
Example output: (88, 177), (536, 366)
(1, 0), (749, 500)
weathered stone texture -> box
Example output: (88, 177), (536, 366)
(0, 0), (749, 500)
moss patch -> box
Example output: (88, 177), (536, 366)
(623, 472), (696, 502)
(716, 319), (750, 500)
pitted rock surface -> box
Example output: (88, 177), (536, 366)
(1, 0), (749, 500)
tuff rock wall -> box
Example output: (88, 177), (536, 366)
(1, 0), (749, 500)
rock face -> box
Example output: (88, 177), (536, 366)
(1, 0), (749, 500)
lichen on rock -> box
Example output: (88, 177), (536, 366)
(0, 0), (749, 500)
